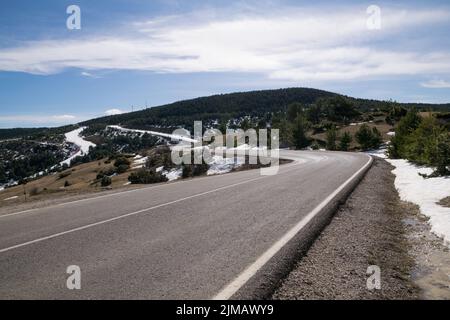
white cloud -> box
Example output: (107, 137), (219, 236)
(0, 7), (449, 81)
(420, 79), (450, 89)
(0, 114), (78, 125)
(80, 71), (100, 78)
(52, 114), (76, 120)
(105, 108), (124, 116)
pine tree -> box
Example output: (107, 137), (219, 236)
(287, 102), (303, 121)
(306, 104), (322, 125)
(271, 117), (291, 147)
(339, 131), (352, 151)
(356, 124), (382, 150)
(291, 115), (310, 149)
(388, 109), (422, 158)
(218, 119), (228, 134)
(433, 133), (450, 176)
(371, 127), (382, 149)
(326, 126), (338, 150)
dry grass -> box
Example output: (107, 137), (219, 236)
(419, 111), (436, 118)
(0, 149), (291, 210)
(311, 122), (394, 149)
(0, 158), (135, 208)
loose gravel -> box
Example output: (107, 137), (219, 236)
(273, 159), (420, 299)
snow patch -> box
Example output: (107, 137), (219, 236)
(3, 196), (18, 201)
(386, 159), (450, 247)
(108, 125), (198, 143)
(163, 168), (182, 181)
(228, 144), (267, 151)
(365, 147), (388, 159)
(207, 155), (244, 176)
(132, 156), (148, 169)
(60, 127), (96, 166)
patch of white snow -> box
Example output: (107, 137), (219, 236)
(163, 168), (183, 181)
(386, 159), (450, 247)
(207, 155), (244, 175)
(365, 147), (388, 159)
(108, 125), (197, 143)
(3, 196), (18, 201)
(60, 127), (96, 166)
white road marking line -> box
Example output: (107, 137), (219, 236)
(212, 155), (373, 300)
(0, 164), (306, 254)
(0, 159), (303, 219)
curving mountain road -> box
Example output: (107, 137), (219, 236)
(0, 151), (371, 300)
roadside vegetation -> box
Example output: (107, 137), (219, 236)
(388, 110), (450, 177)
(0, 140), (67, 184)
(267, 96), (388, 151)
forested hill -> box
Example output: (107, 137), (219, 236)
(80, 87), (450, 130)
(81, 88), (338, 130)
(0, 125), (77, 141)
(2, 88), (450, 139)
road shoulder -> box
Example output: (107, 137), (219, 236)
(273, 158), (421, 299)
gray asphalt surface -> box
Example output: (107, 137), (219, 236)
(0, 150), (370, 299)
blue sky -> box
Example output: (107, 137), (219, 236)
(1, 0), (450, 128)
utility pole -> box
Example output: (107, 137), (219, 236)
(23, 181), (27, 202)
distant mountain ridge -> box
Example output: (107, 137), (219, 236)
(81, 88), (339, 130)
(2, 87), (450, 139)
(80, 87), (450, 129)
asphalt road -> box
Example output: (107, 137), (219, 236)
(0, 150), (371, 299)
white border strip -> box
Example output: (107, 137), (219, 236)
(212, 155), (373, 300)
(0, 164), (308, 254)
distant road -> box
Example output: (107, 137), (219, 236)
(0, 150), (371, 299)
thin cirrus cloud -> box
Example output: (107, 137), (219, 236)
(80, 71), (101, 78)
(104, 109), (124, 116)
(0, 6), (449, 81)
(0, 114), (77, 127)
(420, 79), (450, 89)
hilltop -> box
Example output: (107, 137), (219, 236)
(1, 88), (450, 139)
(80, 87), (450, 131)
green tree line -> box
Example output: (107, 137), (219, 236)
(389, 110), (450, 176)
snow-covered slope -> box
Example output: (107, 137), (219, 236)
(60, 127), (96, 166)
(107, 125), (197, 143)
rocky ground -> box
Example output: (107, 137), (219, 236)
(438, 196), (450, 208)
(273, 158), (450, 300)
(404, 201), (450, 299)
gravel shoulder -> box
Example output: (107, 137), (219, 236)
(273, 158), (421, 299)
